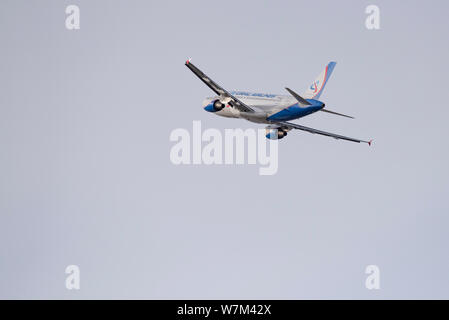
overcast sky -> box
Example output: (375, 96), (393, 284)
(1, 0), (448, 299)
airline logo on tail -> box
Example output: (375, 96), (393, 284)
(304, 62), (335, 99)
(310, 80), (320, 93)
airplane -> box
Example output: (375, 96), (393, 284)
(185, 59), (372, 145)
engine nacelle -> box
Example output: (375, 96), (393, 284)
(212, 99), (225, 111)
(265, 128), (287, 140)
(204, 99), (225, 112)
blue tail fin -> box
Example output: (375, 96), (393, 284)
(303, 62), (337, 100)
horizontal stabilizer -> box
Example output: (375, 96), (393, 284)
(320, 108), (354, 119)
(285, 87), (311, 106)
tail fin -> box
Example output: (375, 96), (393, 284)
(303, 61), (337, 100)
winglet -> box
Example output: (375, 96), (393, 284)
(368, 139), (373, 146)
(185, 58), (192, 65)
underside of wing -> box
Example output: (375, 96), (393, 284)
(273, 120), (372, 145)
(185, 60), (254, 113)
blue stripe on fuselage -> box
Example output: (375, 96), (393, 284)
(267, 100), (324, 121)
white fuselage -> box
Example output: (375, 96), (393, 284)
(203, 91), (296, 124)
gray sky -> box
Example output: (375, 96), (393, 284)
(1, 0), (448, 299)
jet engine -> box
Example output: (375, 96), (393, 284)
(212, 99), (225, 111)
(265, 128), (288, 140)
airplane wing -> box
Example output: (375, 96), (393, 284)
(273, 120), (372, 145)
(185, 60), (254, 113)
